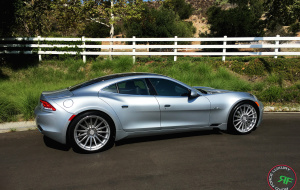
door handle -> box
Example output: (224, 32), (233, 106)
(164, 104), (171, 107)
(122, 105), (129, 108)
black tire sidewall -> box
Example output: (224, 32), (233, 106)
(228, 101), (259, 135)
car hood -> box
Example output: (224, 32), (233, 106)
(193, 86), (231, 94)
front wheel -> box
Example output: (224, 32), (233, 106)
(228, 102), (258, 134)
(69, 111), (115, 153)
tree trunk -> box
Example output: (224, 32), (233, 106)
(109, 0), (114, 60)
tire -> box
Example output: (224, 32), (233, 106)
(69, 111), (115, 153)
(228, 102), (259, 134)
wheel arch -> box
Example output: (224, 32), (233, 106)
(227, 99), (260, 121)
(227, 99), (260, 133)
(66, 109), (117, 145)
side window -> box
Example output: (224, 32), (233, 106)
(117, 79), (150, 95)
(102, 84), (118, 93)
(149, 78), (189, 96)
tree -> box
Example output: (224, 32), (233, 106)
(16, 0), (53, 36)
(15, 0), (85, 37)
(123, 5), (195, 40)
(162, 0), (194, 20)
(0, 0), (23, 37)
(84, 0), (145, 38)
(83, 0), (146, 58)
(264, 0), (300, 35)
(205, 0), (264, 37)
(49, 0), (86, 36)
(81, 22), (111, 38)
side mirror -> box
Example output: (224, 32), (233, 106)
(189, 90), (199, 98)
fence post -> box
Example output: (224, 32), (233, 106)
(147, 42), (150, 53)
(174, 36), (177, 61)
(274, 34), (280, 59)
(222, 35), (227, 62)
(133, 36), (136, 64)
(82, 36), (86, 63)
(38, 36), (42, 62)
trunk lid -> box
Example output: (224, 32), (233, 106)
(41, 89), (73, 100)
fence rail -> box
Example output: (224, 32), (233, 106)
(0, 35), (299, 63)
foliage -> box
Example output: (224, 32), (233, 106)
(83, 0), (146, 38)
(0, 0), (23, 37)
(81, 22), (111, 38)
(16, 0), (53, 36)
(123, 5), (195, 39)
(264, 0), (300, 35)
(1, 56), (300, 122)
(49, 0), (87, 36)
(162, 0), (194, 19)
(2, 0), (146, 37)
(0, 94), (20, 122)
(13, 0), (88, 37)
(205, 0), (264, 37)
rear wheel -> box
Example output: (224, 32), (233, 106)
(69, 111), (115, 153)
(228, 102), (258, 134)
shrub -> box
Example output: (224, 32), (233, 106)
(258, 86), (283, 102)
(230, 59), (265, 76)
(21, 92), (39, 120)
(0, 95), (20, 122)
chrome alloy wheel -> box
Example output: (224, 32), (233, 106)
(233, 104), (257, 133)
(74, 115), (111, 151)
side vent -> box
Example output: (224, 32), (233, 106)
(210, 123), (221, 127)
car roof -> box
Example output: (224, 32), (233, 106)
(69, 72), (162, 91)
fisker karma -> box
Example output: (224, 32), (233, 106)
(35, 73), (263, 152)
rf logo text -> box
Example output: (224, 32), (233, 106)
(278, 176), (294, 185)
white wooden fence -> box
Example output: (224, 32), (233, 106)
(0, 35), (300, 63)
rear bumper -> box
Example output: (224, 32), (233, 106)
(34, 105), (73, 144)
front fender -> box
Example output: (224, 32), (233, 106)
(205, 92), (261, 130)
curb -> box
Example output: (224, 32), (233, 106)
(0, 121), (36, 133)
(264, 106), (300, 112)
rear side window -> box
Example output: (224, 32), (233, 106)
(102, 84), (118, 93)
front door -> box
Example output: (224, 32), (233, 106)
(149, 78), (210, 129)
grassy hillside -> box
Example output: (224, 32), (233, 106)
(0, 55), (299, 122)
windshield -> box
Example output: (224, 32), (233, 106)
(195, 88), (208, 94)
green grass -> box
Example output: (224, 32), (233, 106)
(0, 56), (300, 122)
(10, 128), (17, 132)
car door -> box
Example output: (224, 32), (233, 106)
(99, 78), (160, 132)
(149, 78), (210, 129)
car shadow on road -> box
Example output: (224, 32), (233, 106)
(115, 129), (223, 147)
(43, 136), (71, 151)
(42, 129), (224, 152)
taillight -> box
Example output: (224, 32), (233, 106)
(40, 100), (56, 111)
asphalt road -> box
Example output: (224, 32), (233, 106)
(0, 113), (299, 190)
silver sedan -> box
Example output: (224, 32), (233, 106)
(35, 73), (263, 152)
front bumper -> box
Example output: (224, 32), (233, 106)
(257, 100), (264, 127)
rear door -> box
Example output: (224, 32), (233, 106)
(99, 79), (160, 132)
